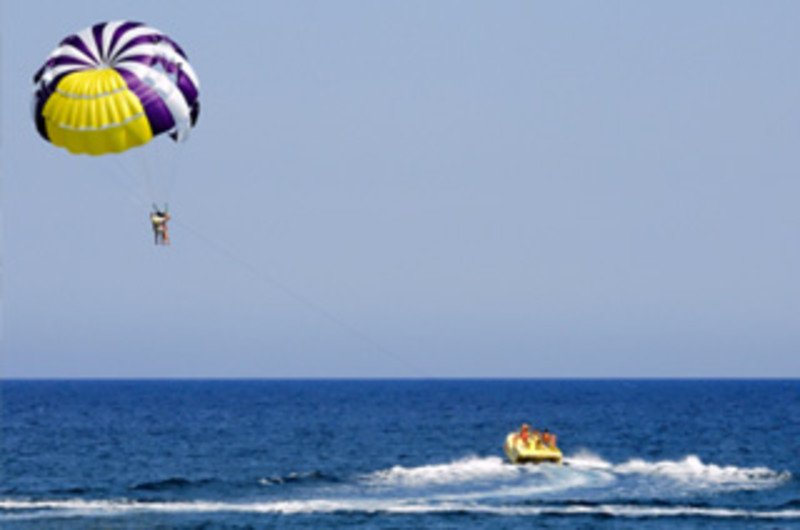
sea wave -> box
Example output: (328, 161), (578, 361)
(2, 454), (791, 522)
(566, 453), (791, 491)
(363, 456), (520, 487)
(130, 477), (216, 492)
(258, 470), (337, 486)
(362, 455), (609, 502)
(126, 470), (338, 493)
(2, 498), (800, 520)
(364, 452), (789, 494)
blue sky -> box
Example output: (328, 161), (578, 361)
(3, 1), (799, 377)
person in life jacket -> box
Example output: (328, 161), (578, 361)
(518, 423), (531, 447)
(542, 429), (557, 448)
(531, 427), (542, 448)
(150, 205), (171, 245)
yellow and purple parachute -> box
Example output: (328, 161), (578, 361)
(32, 21), (200, 156)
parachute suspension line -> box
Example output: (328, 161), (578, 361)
(127, 139), (184, 206)
(173, 218), (428, 377)
(109, 156), (152, 208)
(134, 147), (159, 204)
(161, 141), (186, 206)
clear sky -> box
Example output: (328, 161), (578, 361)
(2, 1), (799, 378)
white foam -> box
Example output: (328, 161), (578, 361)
(363, 454), (620, 502)
(487, 504), (800, 519)
(2, 454), (791, 522)
(0, 498), (351, 516)
(613, 455), (790, 490)
(564, 450), (615, 470)
(565, 451), (790, 491)
(364, 456), (521, 487)
(361, 452), (789, 499)
(2, 498), (799, 520)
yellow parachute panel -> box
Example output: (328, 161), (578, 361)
(42, 68), (153, 156)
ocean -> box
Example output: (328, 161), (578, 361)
(2, 379), (798, 528)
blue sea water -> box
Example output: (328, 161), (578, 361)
(1, 379), (799, 529)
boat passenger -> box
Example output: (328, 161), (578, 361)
(542, 429), (557, 448)
(531, 428), (542, 448)
(519, 424), (531, 446)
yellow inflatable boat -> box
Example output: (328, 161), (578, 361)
(503, 431), (563, 464)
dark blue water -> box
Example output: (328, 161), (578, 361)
(2, 380), (799, 528)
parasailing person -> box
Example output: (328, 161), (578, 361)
(32, 20), (200, 244)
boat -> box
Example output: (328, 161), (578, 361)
(503, 430), (563, 464)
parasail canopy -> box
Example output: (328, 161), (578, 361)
(32, 21), (200, 156)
